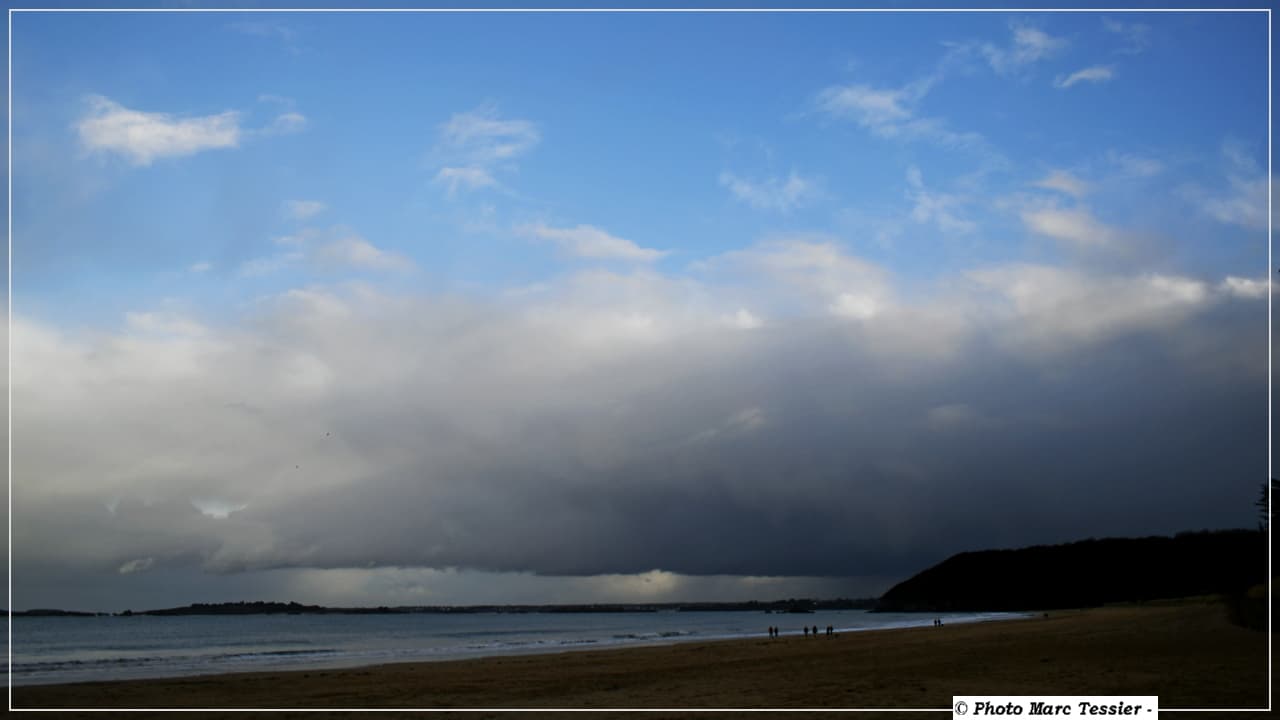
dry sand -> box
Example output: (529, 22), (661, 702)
(13, 599), (1269, 719)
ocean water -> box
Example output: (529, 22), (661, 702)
(11, 610), (1025, 686)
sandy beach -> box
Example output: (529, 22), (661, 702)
(13, 599), (1268, 718)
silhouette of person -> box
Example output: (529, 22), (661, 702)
(812, 625), (818, 637)
(803, 626), (809, 637)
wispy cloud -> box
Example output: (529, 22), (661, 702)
(718, 171), (817, 212)
(262, 112), (307, 136)
(239, 227), (413, 277)
(439, 104), (539, 166)
(1055, 65), (1115, 89)
(1178, 141), (1272, 231)
(228, 21), (295, 43)
(77, 95), (240, 165)
(1105, 150), (1163, 178)
(228, 20), (301, 54)
(285, 200), (327, 221)
(314, 236), (414, 273)
(1022, 205), (1117, 249)
(1103, 17), (1152, 55)
(522, 223), (667, 263)
(433, 166), (498, 197)
(237, 251), (304, 278)
(1219, 276), (1269, 300)
(906, 166), (974, 234)
(117, 557), (155, 575)
(981, 23), (1068, 75)
(1034, 170), (1090, 198)
(76, 95), (306, 165)
(431, 104), (539, 196)
(815, 78), (981, 149)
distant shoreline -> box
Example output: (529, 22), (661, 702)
(13, 599), (1267, 713)
(9, 597), (878, 617)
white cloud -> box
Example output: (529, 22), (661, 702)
(433, 166), (498, 197)
(969, 265), (1211, 349)
(117, 558), (155, 575)
(981, 23), (1068, 75)
(264, 112), (307, 135)
(905, 166), (974, 234)
(430, 104), (539, 196)
(1034, 170), (1090, 198)
(523, 223), (667, 263)
(723, 308), (763, 330)
(718, 171), (817, 212)
(191, 497), (249, 520)
(1054, 65), (1115, 89)
(702, 237), (893, 320)
(76, 95), (306, 165)
(1179, 142), (1272, 231)
(1189, 177), (1270, 230)
(189, 262), (212, 274)
(439, 104), (539, 166)
(315, 236), (414, 273)
(815, 78), (980, 148)
(1218, 276), (1269, 300)
(77, 95), (241, 165)
(1022, 205), (1117, 249)
(285, 200), (327, 221)
(240, 227), (412, 277)
(817, 84), (915, 128)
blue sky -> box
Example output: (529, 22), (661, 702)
(13, 8), (1269, 324)
(8, 6), (1275, 609)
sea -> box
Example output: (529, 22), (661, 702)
(11, 609), (1025, 686)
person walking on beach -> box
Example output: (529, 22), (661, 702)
(803, 626), (809, 638)
(812, 625), (818, 637)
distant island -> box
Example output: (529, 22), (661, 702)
(12, 597), (877, 617)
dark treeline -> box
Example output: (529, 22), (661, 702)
(876, 529), (1267, 612)
(9, 608), (106, 617)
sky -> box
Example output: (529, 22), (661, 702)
(7, 4), (1274, 611)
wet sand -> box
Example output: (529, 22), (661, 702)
(13, 599), (1269, 719)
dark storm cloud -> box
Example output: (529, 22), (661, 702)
(8, 244), (1270, 608)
